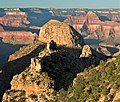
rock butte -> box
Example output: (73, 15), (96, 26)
(38, 20), (84, 48)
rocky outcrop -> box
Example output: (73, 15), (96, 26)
(80, 45), (92, 58)
(80, 44), (107, 66)
(38, 20), (84, 48)
(2, 68), (55, 102)
(0, 31), (38, 44)
(96, 47), (111, 56)
(113, 90), (120, 102)
(8, 41), (42, 62)
(30, 57), (42, 73)
(95, 43), (120, 56)
(2, 41), (60, 102)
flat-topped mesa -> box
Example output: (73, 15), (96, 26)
(38, 20), (84, 48)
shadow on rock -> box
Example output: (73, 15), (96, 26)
(0, 42), (108, 101)
(40, 45), (108, 91)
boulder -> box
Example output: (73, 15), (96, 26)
(80, 45), (92, 58)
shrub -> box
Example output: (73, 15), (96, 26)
(29, 94), (38, 101)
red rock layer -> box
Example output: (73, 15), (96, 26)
(0, 31), (38, 44)
(0, 16), (30, 27)
(0, 8), (30, 27)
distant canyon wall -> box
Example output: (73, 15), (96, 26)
(0, 8), (30, 27)
(64, 11), (120, 44)
(0, 31), (38, 44)
(0, 16), (29, 27)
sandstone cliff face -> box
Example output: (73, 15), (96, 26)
(38, 20), (84, 48)
(0, 31), (38, 44)
(110, 12), (120, 21)
(88, 21), (120, 44)
(64, 11), (102, 32)
(64, 15), (86, 25)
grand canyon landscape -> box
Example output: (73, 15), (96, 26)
(0, 8), (120, 102)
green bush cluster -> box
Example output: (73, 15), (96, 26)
(55, 56), (120, 102)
